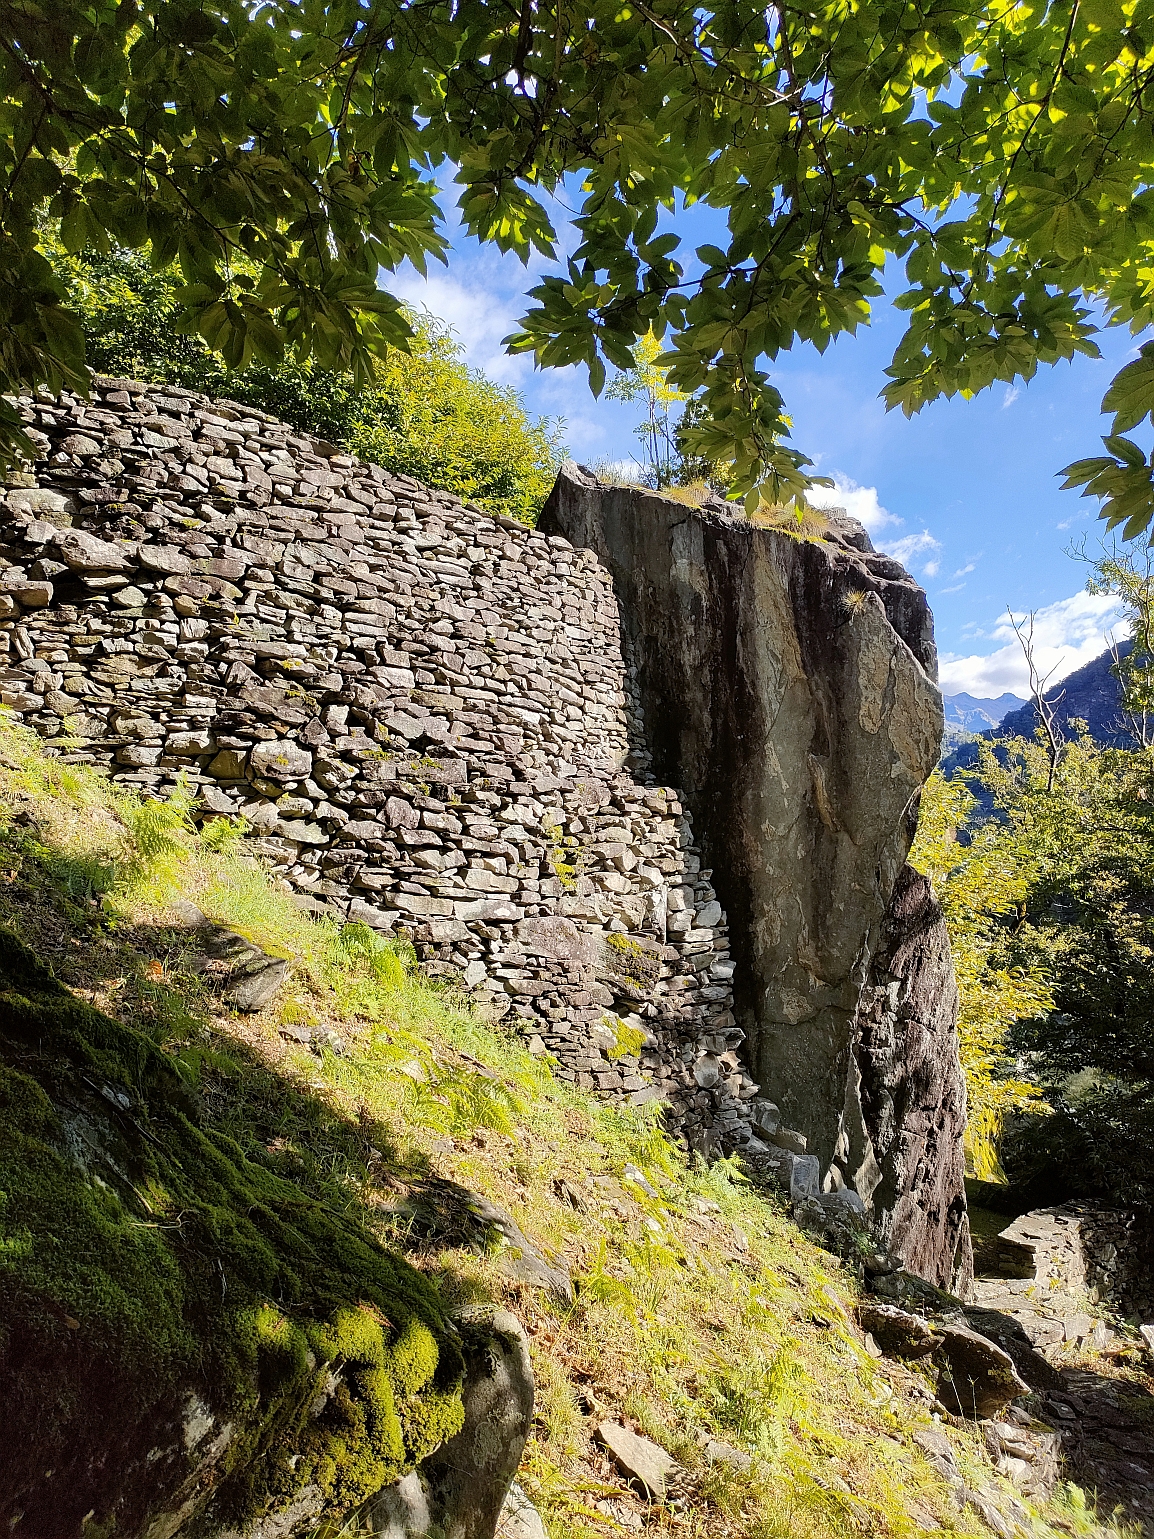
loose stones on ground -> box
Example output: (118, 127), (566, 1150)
(595, 1421), (680, 1501)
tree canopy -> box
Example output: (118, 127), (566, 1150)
(58, 249), (563, 521)
(916, 724), (1154, 1205)
(7, 0), (1154, 521)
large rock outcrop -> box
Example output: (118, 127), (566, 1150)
(853, 866), (972, 1293)
(0, 385), (969, 1285)
(541, 468), (967, 1284)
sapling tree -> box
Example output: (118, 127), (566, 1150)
(606, 333), (692, 489)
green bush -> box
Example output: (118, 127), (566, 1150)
(56, 249), (565, 524)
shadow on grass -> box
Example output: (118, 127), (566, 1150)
(0, 833), (509, 1539)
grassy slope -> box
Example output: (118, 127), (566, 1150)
(0, 715), (1129, 1539)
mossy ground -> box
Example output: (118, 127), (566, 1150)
(0, 715), (1142, 1539)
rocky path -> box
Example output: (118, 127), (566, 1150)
(967, 1208), (1154, 1533)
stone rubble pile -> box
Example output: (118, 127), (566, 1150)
(966, 1208), (1154, 1528)
(0, 379), (761, 1147)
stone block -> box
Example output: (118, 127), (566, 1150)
(200, 784), (236, 815)
(278, 820), (327, 845)
(428, 919), (471, 943)
(167, 730), (215, 756)
(6, 487), (73, 522)
(346, 898), (395, 931)
(137, 544), (192, 575)
(391, 893), (456, 918)
(512, 915), (606, 966)
(208, 748), (249, 780)
(750, 1098), (781, 1138)
(3, 580), (52, 608)
(55, 527), (132, 572)
(454, 898), (524, 922)
(595, 1422), (679, 1500)
(250, 738), (312, 781)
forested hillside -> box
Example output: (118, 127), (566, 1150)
(54, 250), (564, 526)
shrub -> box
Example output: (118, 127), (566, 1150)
(55, 248), (565, 524)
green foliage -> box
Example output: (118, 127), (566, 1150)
(0, 715), (1131, 1539)
(9, 1), (1154, 517)
(1085, 541), (1154, 746)
(116, 775), (197, 889)
(346, 327), (564, 525)
(605, 933), (663, 997)
(334, 922), (410, 992)
(910, 766), (1050, 1179)
(606, 331), (696, 490)
(994, 743), (1154, 1209)
(58, 249), (563, 523)
(605, 1016), (649, 1060)
(541, 815), (582, 889)
(0, 927), (464, 1533)
(917, 718), (1154, 1203)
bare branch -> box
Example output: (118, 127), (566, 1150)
(1009, 610), (1064, 793)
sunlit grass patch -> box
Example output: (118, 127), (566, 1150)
(0, 712), (1140, 1539)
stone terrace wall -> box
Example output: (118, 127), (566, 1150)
(0, 379), (756, 1149)
(986, 1206), (1154, 1326)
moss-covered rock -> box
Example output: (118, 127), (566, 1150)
(0, 927), (465, 1538)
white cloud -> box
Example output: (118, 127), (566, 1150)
(388, 264), (618, 456)
(390, 269), (529, 385)
(1002, 384), (1021, 409)
(588, 458), (647, 483)
(938, 590), (1126, 696)
(886, 529), (943, 578)
(953, 562), (976, 578)
(807, 474), (897, 533)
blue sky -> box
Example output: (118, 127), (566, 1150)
(392, 197), (1139, 699)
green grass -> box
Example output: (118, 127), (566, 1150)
(0, 711), (1140, 1539)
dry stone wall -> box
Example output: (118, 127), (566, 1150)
(980, 1205), (1154, 1330)
(0, 379), (756, 1148)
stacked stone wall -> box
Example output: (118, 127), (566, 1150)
(0, 378), (757, 1148)
(989, 1206), (1154, 1325)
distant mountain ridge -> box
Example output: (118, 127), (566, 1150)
(942, 691), (1027, 736)
(996, 642), (1132, 748)
(943, 644), (1133, 778)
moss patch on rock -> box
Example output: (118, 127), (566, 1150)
(0, 926), (465, 1538)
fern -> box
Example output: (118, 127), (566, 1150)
(117, 779), (196, 894)
(332, 922), (410, 989)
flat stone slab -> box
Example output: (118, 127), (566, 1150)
(934, 1320), (1029, 1418)
(497, 1481), (548, 1538)
(595, 1421), (678, 1499)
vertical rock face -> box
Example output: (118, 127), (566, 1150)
(542, 468), (963, 1276)
(853, 866), (972, 1293)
